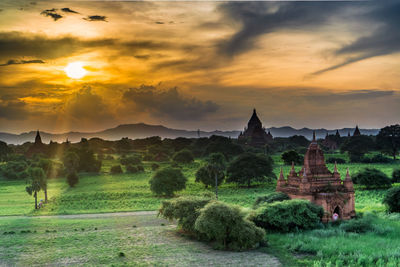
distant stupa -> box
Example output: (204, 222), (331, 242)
(238, 108), (272, 146)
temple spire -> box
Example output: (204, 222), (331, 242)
(345, 168), (351, 180)
(35, 130), (42, 145)
(334, 161), (338, 173)
(312, 131), (316, 142)
(279, 167), (285, 181)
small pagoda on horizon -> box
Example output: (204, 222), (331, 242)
(26, 130), (47, 157)
(276, 131), (355, 222)
(238, 109), (273, 146)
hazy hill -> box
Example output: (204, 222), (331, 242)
(0, 123), (379, 144)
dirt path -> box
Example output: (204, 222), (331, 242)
(0, 210), (158, 220)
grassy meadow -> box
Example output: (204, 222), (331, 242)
(1, 152), (399, 266)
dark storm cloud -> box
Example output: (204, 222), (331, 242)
(61, 8), (79, 14)
(155, 21), (164, 24)
(40, 9), (63, 21)
(122, 85), (219, 120)
(313, 1), (400, 75)
(0, 100), (30, 120)
(303, 89), (395, 104)
(64, 86), (114, 121)
(0, 59), (45, 67)
(83, 15), (107, 22)
(217, 2), (346, 57)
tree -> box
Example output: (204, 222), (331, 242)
(352, 168), (392, 189)
(0, 141), (12, 161)
(281, 150), (303, 165)
(383, 187), (400, 213)
(63, 151), (80, 173)
(227, 153), (275, 187)
(376, 124), (400, 160)
(26, 167), (45, 209)
(172, 149), (194, 164)
(195, 153), (226, 196)
(392, 169), (400, 183)
(340, 135), (374, 162)
(149, 167), (187, 196)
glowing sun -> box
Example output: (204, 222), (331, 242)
(64, 62), (87, 79)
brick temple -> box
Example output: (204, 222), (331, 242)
(276, 132), (355, 222)
(238, 109), (273, 146)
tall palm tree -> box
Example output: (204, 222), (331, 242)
(26, 167), (45, 209)
(206, 153), (226, 200)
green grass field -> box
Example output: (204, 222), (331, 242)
(1, 154), (399, 266)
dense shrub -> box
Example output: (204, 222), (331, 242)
(172, 149), (194, 164)
(110, 165), (123, 174)
(120, 155), (142, 166)
(326, 157), (346, 164)
(151, 163), (160, 171)
(66, 172), (79, 187)
(126, 165), (138, 173)
(149, 167), (187, 196)
(253, 192), (290, 208)
(383, 187), (400, 213)
(0, 160), (29, 180)
(281, 150), (303, 165)
(158, 197), (211, 233)
(352, 168), (392, 189)
(251, 199), (324, 232)
(339, 215), (374, 233)
(392, 169), (400, 183)
(194, 201), (265, 251)
(361, 154), (392, 163)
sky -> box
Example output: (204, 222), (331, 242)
(0, 0), (399, 134)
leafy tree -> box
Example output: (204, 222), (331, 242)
(383, 187), (400, 213)
(0, 160), (29, 180)
(352, 168), (392, 189)
(172, 149), (194, 164)
(288, 135), (309, 147)
(281, 150), (303, 165)
(149, 167), (187, 196)
(206, 153), (226, 199)
(376, 124), (400, 160)
(227, 153), (275, 187)
(66, 171), (79, 187)
(204, 136), (243, 159)
(63, 152), (79, 173)
(194, 201), (265, 251)
(341, 135), (374, 162)
(25, 167), (45, 209)
(0, 141), (12, 161)
(120, 154), (142, 165)
(115, 137), (131, 153)
(253, 192), (290, 209)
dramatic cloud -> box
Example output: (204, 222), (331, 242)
(83, 15), (107, 22)
(313, 1), (400, 75)
(40, 9), (63, 21)
(0, 59), (45, 67)
(64, 86), (114, 122)
(217, 2), (345, 57)
(0, 100), (31, 120)
(122, 85), (219, 120)
(61, 8), (79, 14)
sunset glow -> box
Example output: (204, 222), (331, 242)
(64, 62), (87, 79)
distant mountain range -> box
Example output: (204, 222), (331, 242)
(0, 123), (380, 145)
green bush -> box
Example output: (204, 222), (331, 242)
(172, 149), (194, 164)
(281, 150), (303, 165)
(158, 196), (211, 233)
(120, 155), (142, 166)
(110, 165), (123, 174)
(195, 165), (224, 188)
(125, 165), (138, 173)
(253, 192), (290, 208)
(251, 199), (324, 232)
(326, 157), (346, 164)
(339, 215), (374, 233)
(383, 187), (400, 213)
(392, 169), (400, 183)
(149, 167), (187, 196)
(0, 160), (29, 180)
(66, 172), (79, 187)
(352, 168), (392, 189)
(194, 201), (265, 251)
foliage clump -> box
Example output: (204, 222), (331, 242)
(120, 155), (142, 166)
(392, 169), (400, 183)
(383, 187), (400, 213)
(339, 214), (375, 233)
(352, 168), (392, 189)
(66, 172), (79, 187)
(194, 201), (265, 251)
(172, 149), (194, 164)
(227, 153), (275, 187)
(281, 150), (303, 165)
(253, 192), (290, 209)
(195, 153), (226, 188)
(158, 196), (211, 233)
(149, 167), (187, 196)
(251, 199), (324, 232)
(110, 165), (123, 174)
